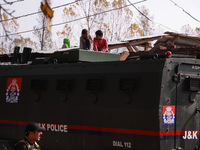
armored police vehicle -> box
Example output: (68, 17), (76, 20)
(0, 32), (200, 150)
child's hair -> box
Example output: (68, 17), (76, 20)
(82, 29), (88, 35)
(95, 30), (103, 36)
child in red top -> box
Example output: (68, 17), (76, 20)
(93, 30), (108, 52)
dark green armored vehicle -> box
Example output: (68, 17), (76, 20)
(0, 46), (199, 150)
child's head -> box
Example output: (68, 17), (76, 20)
(95, 30), (103, 40)
(82, 29), (88, 38)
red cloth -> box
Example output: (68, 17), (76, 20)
(93, 37), (108, 52)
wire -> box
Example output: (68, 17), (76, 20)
(52, 0), (80, 9)
(170, 0), (200, 23)
(0, 0), (81, 23)
(127, 0), (178, 32)
(0, 0), (146, 38)
(1, 0), (24, 5)
(52, 0), (146, 27)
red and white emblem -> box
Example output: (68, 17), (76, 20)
(163, 106), (176, 125)
(5, 78), (22, 104)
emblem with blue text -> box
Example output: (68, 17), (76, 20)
(163, 106), (175, 125)
(5, 78), (22, 104)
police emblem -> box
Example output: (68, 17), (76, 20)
(163, 106), (176, 125)
(5, 78), (22, 104)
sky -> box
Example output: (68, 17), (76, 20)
(2, 0), (200, 48)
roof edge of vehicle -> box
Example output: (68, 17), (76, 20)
(1, 31), (200, 63)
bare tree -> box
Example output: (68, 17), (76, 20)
(33, 0), (56, 51)
(59, 0), (134, 45)
(107, 0), (133, 41)
(126, 23), (143, 38)
(13, 37), (37, 51)
(137, 6), (155, 36)
(0, 0), (23, 38)
(0, 2), (20, 53)
(195, 27), (200, 36)
(181, 24), (195, 35)
(0, 1), (39, 53)
(57, 6), (78, 47)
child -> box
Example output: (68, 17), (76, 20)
(62, 38), (70, 48)
(93, 30), (108, 52)
(80, 29), (92, 50)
